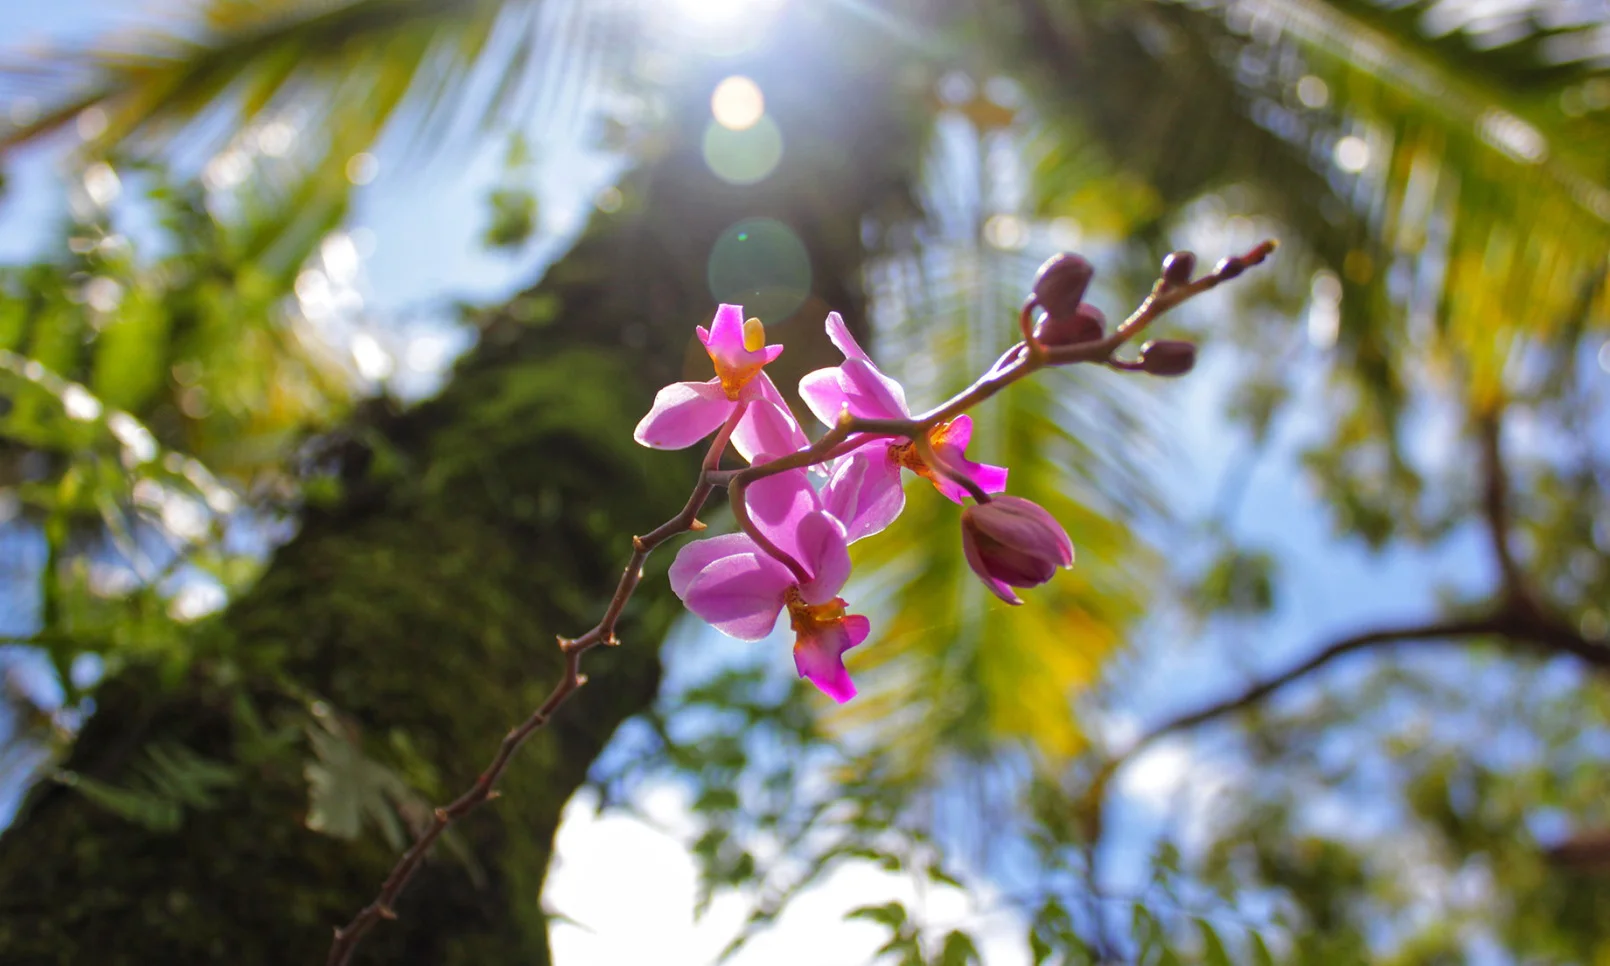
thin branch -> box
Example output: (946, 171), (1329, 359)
(919, 240), (1277, 427)
(324, 400), (748, 966)
(328, 242), (1278, 963)
(1120, 616), (1503, 761)
(1546, 829), (1610, 873)
(1476, 411), (1527, 601)
(1087, 604), (1610, 822)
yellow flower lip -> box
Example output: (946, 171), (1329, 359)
(742, 317), (766, 353)
(785, 586), (847, 635)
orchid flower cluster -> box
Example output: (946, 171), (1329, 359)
(630, 243), (1276, 703)
(325, 243), (1275, 964)
(637, 307), (1019, 703)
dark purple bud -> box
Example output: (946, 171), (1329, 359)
(1030, 253), (1094, 320)
(1033, 303), (1105, 347)
(960, 496), (1075, 605)
(1137, 340), (1196, 376)
(1161, 251), (1195, 287)
(1212, 256), (1245, 280)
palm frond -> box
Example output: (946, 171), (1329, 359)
(0, 0), (566, 157)
(833, 123), (1162, 765)
(1004, 0), (1609, 419)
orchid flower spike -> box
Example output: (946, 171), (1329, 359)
(634, 304), (808, 462)
(959, 495), (1075, 605)
(669, 466), (870, 703)
(800, 313), (1007, 542)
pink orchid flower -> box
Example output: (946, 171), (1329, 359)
(634, 304), (808, 462)
(800, 313), (1008, 542)
(669, 466), (869, 703)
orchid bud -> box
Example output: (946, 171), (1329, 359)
(1161, 251), (1195, 287)
(1030, 253), (1094, 321)
(960, 495), (1075, 605)
(1034, 303), (1105, 347)
(1212, 255), (1245, 280)
(1137, 339), (1196, 376)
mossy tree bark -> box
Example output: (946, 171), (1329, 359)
(0, 15), (922, 964)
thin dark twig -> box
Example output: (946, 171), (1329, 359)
(1084, 604), (1610, 827)
(327, 242), (1278, 964)
(1118, 616), (1503, 759)
(324, 400), (749, 966)
(1476, 411), (1527, 600)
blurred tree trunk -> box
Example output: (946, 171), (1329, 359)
(0, 33), (922, 966)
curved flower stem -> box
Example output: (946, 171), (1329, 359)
(710, 414), (917, 488)
(325, 241), (1278, 965)
(919, 239), (1279, 429)
(912, 431), (991, 504)
(324, 400), (751, 966)
(1018, 299), (1047, 363)
(730, 474), (813, 585)
(986, 341), (1031, 377)
(821, 431), (900, 465)
(715, 241), (1279, 492)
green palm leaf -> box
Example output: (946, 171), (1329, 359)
(0, 0), (565, 155)
(1008, 0), (1610, 403)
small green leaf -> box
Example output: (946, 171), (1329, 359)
(694, 787), (740, 812)
(1250, 930), (1276, 966)
(939, 929), (981, 966)
(303, 715), (415, 847)
(1195, 919), (1232, 966)
(927, 864), (964, 889)
(847, 901), (908, 929)
(54, 770), (182, 832)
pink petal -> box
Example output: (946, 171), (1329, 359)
(930, 450), (1010, 505)
(927, 415), (1008, 505)
(668, 533), (764, 599)
(798, 360), (908, 428)
(678, 550), (793, 640)
(798, 367), (852, 427)
(700, 304), (747, 355)
(824, 311), (871, 362)
(634, 380), (735, 450)
(941, 413), (975, 451)
(823, 447), (906, 543)
(732, 372), (808, 463)
(839, 358), (909, 420)
(968, 461), (1009, 495)
(701, 304), (780, 379)
(745, 466), (820, 568)
(796, 510), (851, 604)
(793, 614), (870, 704)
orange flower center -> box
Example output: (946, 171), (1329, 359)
(708, 317), (771, 401)
(712, 357), (766, 400)
(785, 585), (848, 636)
(886, 419), (964, 486)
